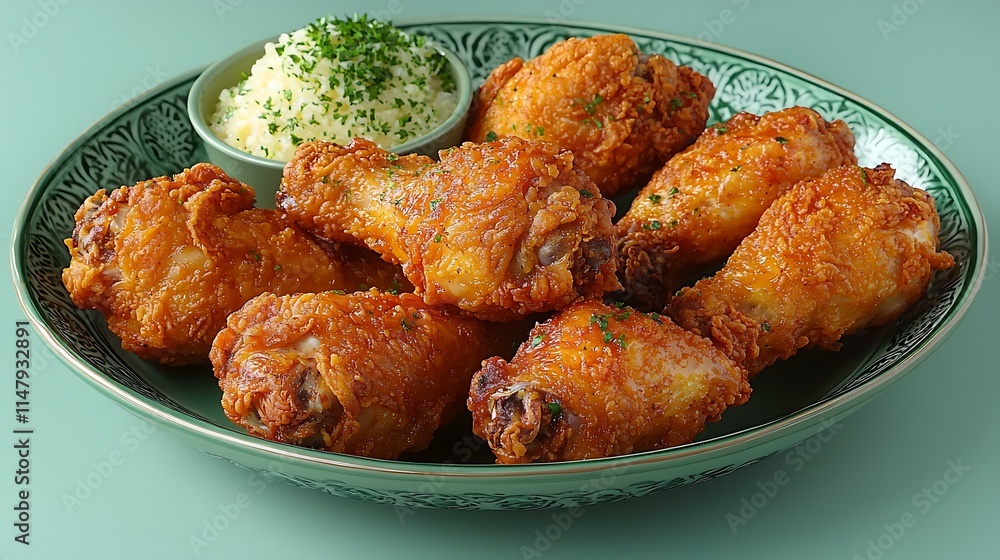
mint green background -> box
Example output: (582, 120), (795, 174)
(2, 1), (997, 558)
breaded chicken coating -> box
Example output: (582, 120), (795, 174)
(212, 291), (494, 459)
(465, 34), (715, 196)
(62, 163), (363, 365)
(618, 107), (857, 310)
(469, 300), (750, 463)
(669, 164), (954, 377)
(278, 137), (620, 321)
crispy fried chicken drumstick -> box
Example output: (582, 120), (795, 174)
(669, 164), (954, 377)
(618, 107), (857, 310)
(464, 34), (715, 196)
(469, 300), (750, 463)
(212, 291), (494, 459)
(278, 137), (620, 321)
(62, 163), (376, 365)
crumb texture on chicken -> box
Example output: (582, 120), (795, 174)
(212, 291), (494, 459)
(464, 34), (715, 196)
(469, 300), (750, 463)
(278, 137), (621, 321)
(618, 107), (858, 310)
(62, 163), (358, 365)
(669, 163), (955, 376)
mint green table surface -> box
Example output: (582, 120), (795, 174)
(2, 1), (996, 558)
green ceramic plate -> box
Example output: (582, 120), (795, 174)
(11, 19), (986, 510)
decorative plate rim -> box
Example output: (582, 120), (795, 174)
(10, 16), (988, 479)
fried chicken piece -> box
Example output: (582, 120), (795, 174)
(618, 107), (857, 310)
(469, 300), (750, 463)
(669, 164), (955, 377)
(62, 163), (367, 365)
(338, 244), (413, 295)
(278, 137), (620, 321)
(464, 34), (715, 196)
(212, 291), (494, 459)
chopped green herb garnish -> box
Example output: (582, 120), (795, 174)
(731, 165), (742, 172)
(590, 313), (610, 331)
(531, 333), (545, 346)
(762, 322), (771, 332)
(575, 94), (604, 115)
(713, 124), (727, 134)
(485, 130), (498, 142)
(775, 137), (788, 144)
(429, 197), (444, 210)
(668, 187), (680, 198)
(433, 234), (443, 243)
(580, 189), (594, 198)
(330, 289), (347, 295)
(648, 194), (662, 204)
(548, 402), (562, 417)
(401, 317), (413, 331)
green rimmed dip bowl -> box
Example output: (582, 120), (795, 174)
(187, 30), (472, 208)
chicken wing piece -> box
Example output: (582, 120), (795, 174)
(62, 163), (370, 365)
(278, 137), (620, 321)
(618, 107), (857, 310)
(464, 34), (715, 197)
(469, 300), (750, 463)
(212, 291), (495, 459)
(669, 164), (955, 377)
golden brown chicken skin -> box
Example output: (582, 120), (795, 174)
(464, 34), (715, 197)
(212, 291), (494, 460)
(618, 107), (857, 310)
(469, 300), (750, 463)
(278, 137), (620, 322)
(669, 164), (954, 377)
(62, 163), (363, 365)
